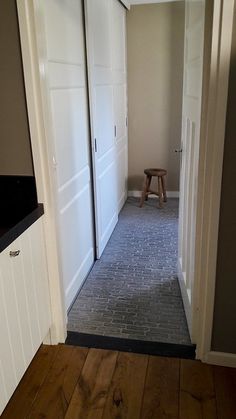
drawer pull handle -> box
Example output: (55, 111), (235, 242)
(9, 250), (20, 257)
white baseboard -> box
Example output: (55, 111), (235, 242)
(128, 190), (179, 198)
(203, 351), (236, 368)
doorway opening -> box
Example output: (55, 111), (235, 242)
(30, 0), (206, 358)
(66, 1), (201, 358)
(67, 196), (195, 357)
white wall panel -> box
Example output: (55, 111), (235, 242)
(50, 88), (90, 187)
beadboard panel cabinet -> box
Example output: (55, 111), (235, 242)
(0, 218), (51, 414)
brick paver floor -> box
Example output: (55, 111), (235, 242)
(68, 198), (191, 345)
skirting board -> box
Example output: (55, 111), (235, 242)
(128, 190), (179, 198)
(204, 351), (236, 368)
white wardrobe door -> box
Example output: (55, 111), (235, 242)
(85, 0), (127, 257)
(111, 0), (128, 212)
(42, 0), (94, 310)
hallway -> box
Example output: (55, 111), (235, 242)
(68, 198), (190, 346)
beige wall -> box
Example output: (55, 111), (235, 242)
(127, 2), (185, 192)
(211, 4), (236, 354)
(0, 0), (33, 176)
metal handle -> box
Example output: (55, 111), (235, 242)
(9, 250), (20, 257)
(175, 149), (183, 153)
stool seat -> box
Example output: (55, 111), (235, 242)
(140, 167), (167, 208)
(144, 168), (167, 177)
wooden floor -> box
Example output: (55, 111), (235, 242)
(2, 344), (236, 419)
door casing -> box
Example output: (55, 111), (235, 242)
(16, 0), (234, 364)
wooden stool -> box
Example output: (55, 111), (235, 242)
(140, 168), (167, 208)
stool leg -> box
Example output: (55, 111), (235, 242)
(145, 175), (151, 201)
(140, 175), (149, 207)
(161, 175), (167, 202)
(158, 176), (163, 208)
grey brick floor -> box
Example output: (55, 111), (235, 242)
(67, 198), (191, 345)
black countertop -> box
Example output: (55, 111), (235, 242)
(0, 204), (44, 253)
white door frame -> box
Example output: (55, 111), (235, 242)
(16, 0), (67, 344)
(16, 0), (235, 364)
(194, 0), (235, 363)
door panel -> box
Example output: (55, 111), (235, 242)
(86, 0), (127, 257)
(43, 0), (84, 63)
(95, 86), (114, 157)
(50, 89), (89, 186)
(86, 0), (116, 258)
(112, 0), (126, 72)
(114, 84), (126, 142)
(178, 0), (205, 337)
(112, 0), (128, 212)
(92, 1), (111, 67)
(59, 185), (94, 306)
(42, 0), (94, 309)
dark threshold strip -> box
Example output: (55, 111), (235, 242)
(66, 331), (196, 360)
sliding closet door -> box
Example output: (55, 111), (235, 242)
(41, 0), (94, 310)
(85, 0), (127, 257)
(111, 0), (128, 211)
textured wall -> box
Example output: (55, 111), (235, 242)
(0, 0), (33, 176)
(127, 2), (185, 192)
(211, 4), (236, 354)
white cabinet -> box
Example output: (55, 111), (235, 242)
(0, 218), (51, 414)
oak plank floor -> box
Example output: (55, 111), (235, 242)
(102, 352), (148, 419)
(214, 365), (236, 419)
(2, 344), (236, 419)
(141, 356), (180, 419)
(179, 360), (217, 419)
(65, 348), (118, 419)
(1, 345), (59, 419)
(28, 345), (88, 419)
